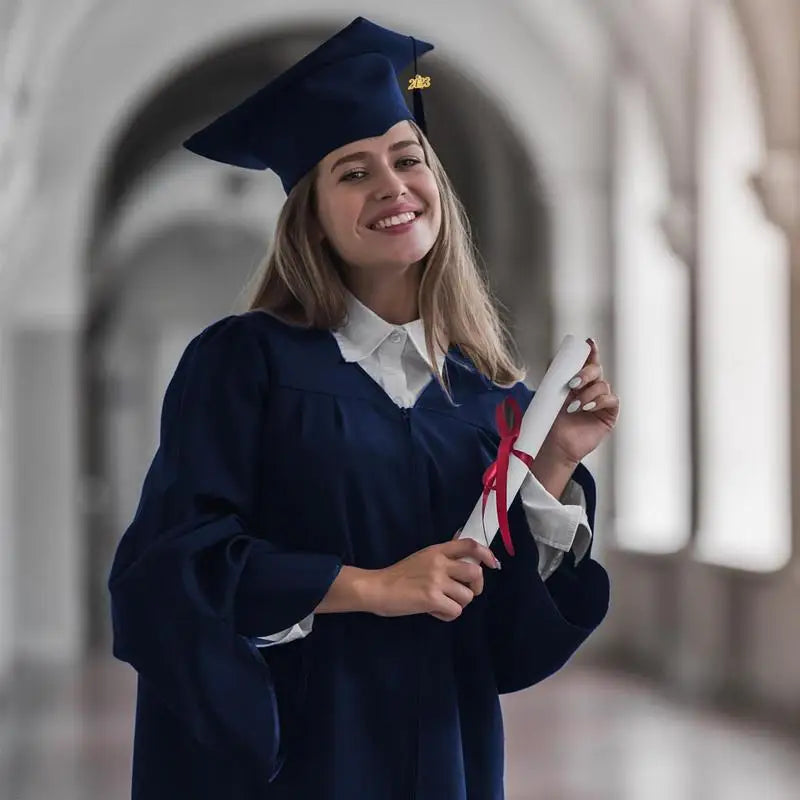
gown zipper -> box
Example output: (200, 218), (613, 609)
(399, 404), (418, 798)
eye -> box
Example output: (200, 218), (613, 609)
(340, 170), (366, 182)
(340, 157), (422, 182)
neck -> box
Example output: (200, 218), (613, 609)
(344, 263), (422, 324)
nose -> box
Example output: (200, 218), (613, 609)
(372, 162), (409, 199)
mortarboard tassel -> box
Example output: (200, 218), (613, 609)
(410, 36), (427, 136)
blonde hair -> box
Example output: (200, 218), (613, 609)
(242, 119), (527, 403)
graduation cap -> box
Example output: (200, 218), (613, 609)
(182, 16), (434, 195)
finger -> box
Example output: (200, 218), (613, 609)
(447, 560), (483, 581)
(585, 336), (600, 365)
(579, 393), (620, 413)
(442, 579), (475, 608)
(430, 596), (463, 622)
(447, 561), (484, 594)
(572, 380), (611, 405)
(444, 538), (500, 569)
(451, 575), (483, 598)
(569, 363), (604, 391)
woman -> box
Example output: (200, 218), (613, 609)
(108, 16), (618, 800)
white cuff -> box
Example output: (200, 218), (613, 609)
(519, 470), (593, 578)
(252, 611), (315, 648)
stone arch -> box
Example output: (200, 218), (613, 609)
(9, 1), (616, 660)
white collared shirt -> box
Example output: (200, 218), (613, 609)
(254, 288), (592, 646)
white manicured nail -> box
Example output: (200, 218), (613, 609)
(568, 376), (582, 389)
(582, 401), (597, 411)
(567, 400), (581, 413)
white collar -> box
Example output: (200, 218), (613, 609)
(332, 287), (447, 375)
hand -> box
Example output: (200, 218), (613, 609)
(542, 337), (620, 465)
(370, 536), (500, 622)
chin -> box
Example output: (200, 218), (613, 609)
(382, 233), (436, 256)
(385, 247), (433, 266)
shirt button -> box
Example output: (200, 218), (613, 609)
(390, 330), (402, 343)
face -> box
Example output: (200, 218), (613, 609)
(314, 121), (442, 276)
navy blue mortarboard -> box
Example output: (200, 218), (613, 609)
(182, 16), (434, 195)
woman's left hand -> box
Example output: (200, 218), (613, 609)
(541, 337), (620, 465)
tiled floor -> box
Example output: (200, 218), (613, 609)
(2, 657), (800, 799)
(500, 668), (800, 800)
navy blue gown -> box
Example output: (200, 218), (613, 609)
(108, 310), (610, 799)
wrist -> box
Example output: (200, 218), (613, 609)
(354, 568), (385, 615)
(530, 449), (578, 499)
(316, 565), (378, 614)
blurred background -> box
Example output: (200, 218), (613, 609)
(1, 0), (799, 798)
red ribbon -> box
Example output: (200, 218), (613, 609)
(480, 396), (534, 557)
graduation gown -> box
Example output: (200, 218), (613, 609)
(108, 310), (610, 800)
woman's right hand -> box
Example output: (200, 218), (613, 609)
(369, 536), (501, 622)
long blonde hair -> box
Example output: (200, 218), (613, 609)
(242, 119), (527, 403)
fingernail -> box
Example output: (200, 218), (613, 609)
(494, 558), (502, 570)
(568, 375), (582, 389)
(582, 401), (597, 411)
(567, 399), (581, 413)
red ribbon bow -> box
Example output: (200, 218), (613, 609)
(480, 396), (534, 557)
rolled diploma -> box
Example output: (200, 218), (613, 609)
(456, 334), (591, 560)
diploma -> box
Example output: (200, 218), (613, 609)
(456, 334), (591, 561)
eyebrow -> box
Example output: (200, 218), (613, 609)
(329, 139), (423, 173)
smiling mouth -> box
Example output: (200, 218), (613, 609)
(367, 211), (424, 231)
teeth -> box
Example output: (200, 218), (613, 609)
(370, 211), (418, 230)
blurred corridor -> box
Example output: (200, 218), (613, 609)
(1, 0), (800, 798)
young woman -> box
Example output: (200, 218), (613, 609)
(108, 16), (618, 800)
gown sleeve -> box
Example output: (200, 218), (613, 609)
(107, 314), (343, 783)
(483, 384), (611, 695)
